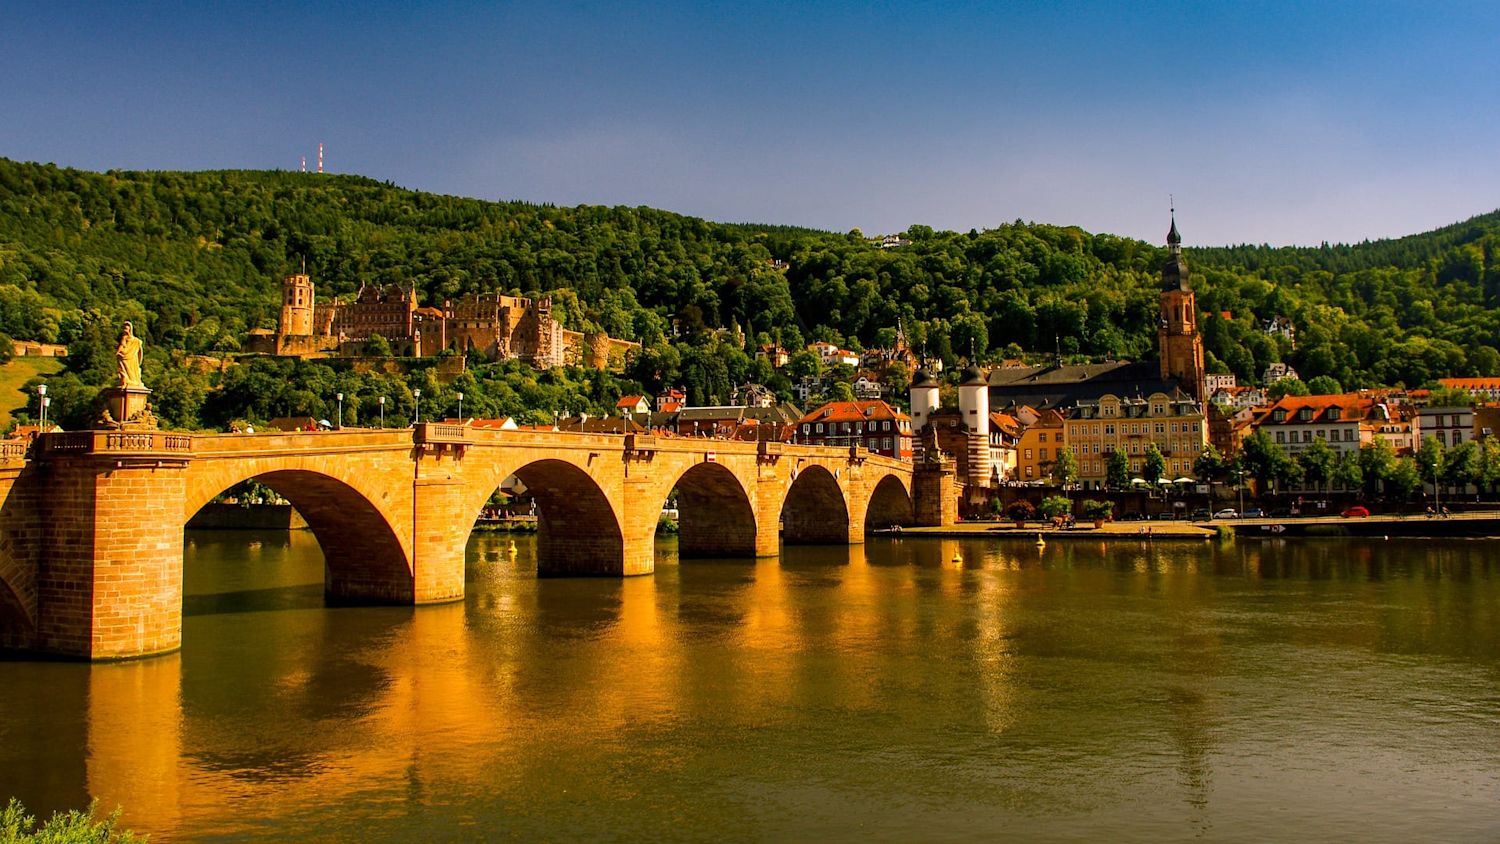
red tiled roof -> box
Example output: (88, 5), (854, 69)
(617, 395), (645, 408)
(1439, 378), (1500, 390)
(1253, 393), (1371, 426)
(798, 400), (909, 425)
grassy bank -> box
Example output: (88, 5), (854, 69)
(0, 357), (64, 429)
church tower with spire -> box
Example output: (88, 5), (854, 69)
(1157, 211), (1206, 400)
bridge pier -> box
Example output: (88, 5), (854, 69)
(912, 457), (957, 527)
(407, 477), (468, 603)
(37, 456), (188, 660)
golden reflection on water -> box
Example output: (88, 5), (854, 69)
(86, 655), (182, 834)
(6, 531), (1496, 841)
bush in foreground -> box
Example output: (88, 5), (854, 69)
(0, 798), (144, 843)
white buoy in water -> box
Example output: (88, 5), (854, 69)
(508, 539), (518, 556)
(1035, 532), (1046, 548)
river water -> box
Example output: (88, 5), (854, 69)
(2, 531), (1499, 842)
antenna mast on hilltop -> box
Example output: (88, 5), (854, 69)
(317, 142), (324, 174)
(300, 156), (306, 173)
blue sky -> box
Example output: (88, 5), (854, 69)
(3, 1), (1497, 246)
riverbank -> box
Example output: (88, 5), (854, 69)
(885, 510), (1500, 541)
(889, 521), (1215, 540)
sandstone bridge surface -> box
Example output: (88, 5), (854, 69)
(0, 425), (954, 660)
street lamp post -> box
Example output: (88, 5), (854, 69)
(1236, 467), (1245, 515)
(457, 391), (464, 422)
(413, 389), (422, 426)
(379, 396), (386, 428)
(336, 392), (343, 429)
(36, 384), (47, 429)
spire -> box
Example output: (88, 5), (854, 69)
(1167, 197), (1181, 254)
(1161, 202), (1190, 292)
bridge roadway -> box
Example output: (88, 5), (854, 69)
(0, 424), (953, 660)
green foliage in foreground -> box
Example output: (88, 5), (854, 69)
(0, 799), (144, 843)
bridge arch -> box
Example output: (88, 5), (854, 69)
(465, 458), (623, 576)
(864, 473), (916, 531)
(781, 464), (850, 544)
(189, 469), (413, 603)
(660, 461), (758, 558)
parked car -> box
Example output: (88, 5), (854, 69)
(1341, 505), (1371, 518)
(1213, 508), (1239, 520)
(1190, 509), (1212, 521)
(1242, 507), (1266, 519)
(1269, 507), (1293, 518)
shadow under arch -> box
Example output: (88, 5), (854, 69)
(781, 465), (849, 544)
(506, 459), (623, 576)
(0, 579), (32, 651)
(865, 474), (915, 531)
(666, 462), (757, 558)
(189, 469), (413, 603)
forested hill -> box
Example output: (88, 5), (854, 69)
(2, 157), (1499, 411)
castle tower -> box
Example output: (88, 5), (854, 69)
(279, 273), (315, 337)
(909, 369), (939, 431)
(909, 369), (940, 460)
(1157, 213), (1206, 400)
(958, 364), (991, 493)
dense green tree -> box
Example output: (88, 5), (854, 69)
(1332, 451), (1364, 492)
(1387, 457), (1423, 501)
(1443, 440), (1480, 491)
(1297, 437), (1338, 495)
(1267, 378), (1311, 399)
(1305, 375), (1343, 395)
(1193, 444), (1227, 483)
(1142, 442), (1166, 486)
(1359, 438), (1399, 496)
(1240, 431), (1292, 494)
(1106, 450), (1129, 490)
(1050, 448), (1079, 488)
(1415, 435), (1446, 495)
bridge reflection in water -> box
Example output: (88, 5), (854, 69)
(0, 426), (946, 659)
(2, 533), (1496, 841)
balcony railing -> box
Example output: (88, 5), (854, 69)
(38, 431), (194, 456)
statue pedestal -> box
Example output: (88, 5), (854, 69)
(100, 386), (156, 430)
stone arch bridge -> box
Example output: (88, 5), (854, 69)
(0, 425), (954, 660)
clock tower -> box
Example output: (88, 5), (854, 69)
(1157, 212), (1206, 400)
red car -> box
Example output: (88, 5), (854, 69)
(1340, 505), (1371, 518)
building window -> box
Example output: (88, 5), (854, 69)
(1024, 449), (1032, 459)
(1303, 431), (1312, 443)
(1155, 423), (1165, 434)
(1105, 424), (1115, 435)
(1040, 448), (1048, 460)
(1275, 431), (1285, 444)
(1039, 433), (1047, 443)
(816, 423), (824, 433)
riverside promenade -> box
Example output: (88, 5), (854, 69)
(890, 510), (1500, 541)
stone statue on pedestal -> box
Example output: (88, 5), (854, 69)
(116, 321), (145, 388)
(99, 321), (156, 430)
